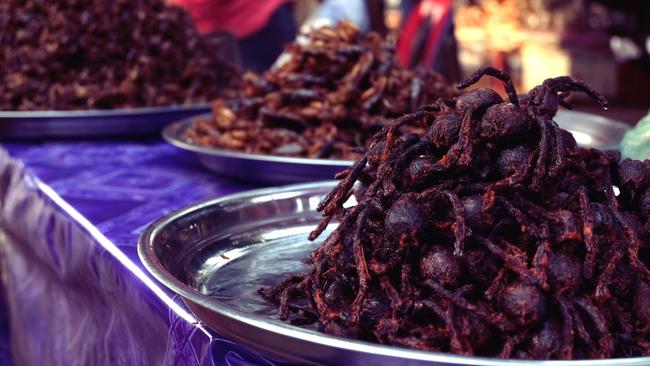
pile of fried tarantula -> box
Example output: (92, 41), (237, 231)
(260, 67), (650, 359)
(0, 0), (238, 110)
(184, 22), (455, 160)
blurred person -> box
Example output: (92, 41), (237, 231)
(399, 0), (420, 19)
(169, 0), (297, 72)
(299, 0), (372, 33)
(396, 0), (461, 81)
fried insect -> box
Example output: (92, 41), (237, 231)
(260, 67), (650, 359)
(184, 22), (456, 160)
(0, 0), (238, 110)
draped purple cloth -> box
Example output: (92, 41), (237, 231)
(0, 140), (275, 366)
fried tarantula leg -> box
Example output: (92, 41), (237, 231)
(316, 156), (368, 217)
(497, 197), (542, 235)
(594, 242), (624, 301)
(531, 224), (551, 291)
(387, 109), (432, 135)
(481, 189), (496, 223)
(476, 236), (543, 287)
(447, 305), (473, 355)
(362, 111), (432, 198)
(310, 207), (365, 319)
(574, 297), (615, 358)
(555, 295), (575, 359)
(386, 334), (443, 351)
(259, 274), (305, 302)
(484, 268), (506, 301)
(416, 300), (464, 352)
(380, 275), (403, 309)
(571, 304), (596, 356)
(557, 91), (573, 109)
(420, 188), (469, 256)
(416, 98), (450, 113)
(547, 120), (565, 177)
(337, 52), (375, 98)
(636, 339), (650, 355)
(612, 210), (650, 280)
(396, 140), (434, 172)
(400, 249), (415, 298)
(259, 275), (310, 320)
(349, 206), (373, 325)
(448, 192), (469, 257)
(457, 112), (478, 168)
(424, 279), (515, 331)
(457, 66), (520, 107)
(510, 194), (553, 222)
(278, 280), (305, 319)
(499, 332), (526, 358)
(543, 76), (609, 110)
(308, 215), (332, 241)
(579, 187), (597, 279)
(531, 116), (550, 191)
(608, 299), (633, 335)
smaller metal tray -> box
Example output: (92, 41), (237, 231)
(138, 182), (650, 366)
(162, 116), (352, 184)
(0, 104), (211, 138)
(163, 110), (629, 185)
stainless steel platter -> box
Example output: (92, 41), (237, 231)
(162, 116), (351, 184)
(0, 104), (211, 138)
(138, 182), (650, 366)
(163, 110), (629, 185)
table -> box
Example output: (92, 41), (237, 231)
(0, 139), (276, 366)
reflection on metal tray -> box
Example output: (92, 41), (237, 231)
(138, 182), (650, 366)
(164, 110), (628, 185)
(0, 104), (211, 138)
(555, 110), (629, 150)
(163, 116), (352, 184)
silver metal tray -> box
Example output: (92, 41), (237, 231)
(0, 104), (211, 138)
(162, 116), (351, 184)
(163, 110), (629, 185)
(554, 110), (629, 150)
(138, 182), (650, 366)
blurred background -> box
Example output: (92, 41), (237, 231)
(450, 0), (650, 123)
(171, 0), (649, 123)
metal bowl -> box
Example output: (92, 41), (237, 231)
(0, 104), (210, 138)
(162, 117), (351, 184)
(138, 182), (650, 366)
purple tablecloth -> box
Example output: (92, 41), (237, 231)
(0, 139), (279, 366)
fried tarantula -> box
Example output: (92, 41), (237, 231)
(184, 22), (455, 160)
(260, 68), (650, 359)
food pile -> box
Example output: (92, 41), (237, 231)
(260, 67), (650, 359)
(184, 22), (455, 160)
(0, 0), (238, 110)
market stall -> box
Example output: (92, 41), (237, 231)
(1, 1), (649, 365)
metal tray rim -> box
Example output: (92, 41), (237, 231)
(138, 182), (650, 366)
(0, 103), (211, 118)
(162, 116), (356, 167)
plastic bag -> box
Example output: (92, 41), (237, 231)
(620, 110), (650, 160)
